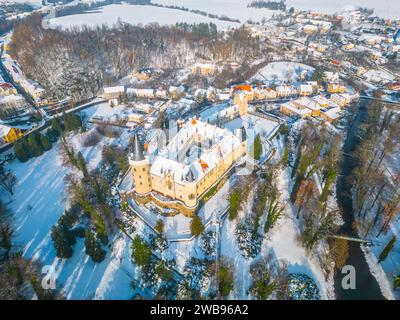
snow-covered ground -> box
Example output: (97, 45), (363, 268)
(219, 135), (334, 300)
(155, 0), (275, 23)
(1, 102), (147, 300)
(252, 62), (314, 82)
(363, 69), (395, 84)
(51, 4), (240, 30)
(156, 0), (400, 20)
(287, 0), (399, 20)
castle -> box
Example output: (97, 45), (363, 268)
(129, 118), (248, 213)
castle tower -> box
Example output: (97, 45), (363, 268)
(130, 134), (152, 195)
(233, 93), (248, 116)
(183, 169), (197, 208)
(235, 126), (248, 158)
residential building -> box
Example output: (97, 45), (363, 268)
(330, 93), (351, 107)
(280, 101), (312, 118)
(0, 124), (24, 144)
(321, 107), (342, 122)
(103, 86), (125, 100)
(327, 83), (346, 94)
(191, 63), (216, 76)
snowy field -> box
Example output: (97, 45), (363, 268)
(154, 0), (275, 23)
(156, 0), (400, 20)
(51, 4), (240, 30)
(252, 62), (314, 82)
(1, 102), (148, 299)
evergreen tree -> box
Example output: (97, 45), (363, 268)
(40, 133), (52, 151)
(155, 219), (164, 235)
(13, 140), (29, 162)
(281, 145), (289, 167)
(76, 151), (88, 177)
(27, 133), (43, 157)
(218, 266), (233, 297)
(155, 260), (172, 281)
(190, 215), (204, 237)
(51, 117), (63, 136)
(131, 235), (152, 267)
(394, 275), (400, 290)
(84, 230), (106, 263)
(378, 235), (396, 263)
(228, 189), (241, 220)
(51, 224), (75, 259)
(70, 113), (82, 130)
(252, 134), (263, 160)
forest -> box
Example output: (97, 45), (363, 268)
(10, 13), (265, 104)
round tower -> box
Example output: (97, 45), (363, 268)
(233, 93), (248, 116)
(130, 134), (152, 195)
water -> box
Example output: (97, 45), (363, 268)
(334, 99), (384, 300)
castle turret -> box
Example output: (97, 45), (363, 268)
(130, 134), (152, 195)
(184, 169), (197, 208)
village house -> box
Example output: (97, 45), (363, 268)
(216, 92), (231, 101)
(133, 103), (153, 114)
(312, 95), (330, 108)
(191, 63), (216, 76)
(155, 88), (168, 99)
(324, 71), (340, 83)
(0, 82), (17, 96)
(299, 84), (313, 96)
(127, 88), (155, 99)
(127, 113), (145, 123)
(103, 86), (125, 100)
(254, 87), (277, 100)
(303, 24), (319, 34)
(0, 123), (24, 144)
(280, 101), (312, 118)
(169, 86), (185, 100)
(320, 107), (342, 123)
(231, 84), (254, 101)
(330, 93), (351, 107)
(276, 85), (298, 98)
(327, 83), (346, 94)
(134, 68), (153, 81)
(293, 97), (321, 117)
(21, 79), (45, 103)
(386, 82), (400, 91)
(0, 94), (26, 111)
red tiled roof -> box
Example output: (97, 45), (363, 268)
(0, 82), (13, 89)
(233, 84), (252, 92)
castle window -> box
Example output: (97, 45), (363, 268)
(133, 168), (136, 172)
(189, 194), (195, 200)
(142, 168), (146, 171)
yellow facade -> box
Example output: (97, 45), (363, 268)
(131, 138), (246, 209)
(2, 127), (23, 144)
(327, 83), (346, 94)
(131, 159), (152, 194)
(233, 93), (249, 116)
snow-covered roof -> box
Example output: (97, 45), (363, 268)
(294, 97), (321, 111)
(104, 86), (125, 94)
(312, 95), (330, 106)
(150, 118), (243, 183)
(323, 107), (342, 120)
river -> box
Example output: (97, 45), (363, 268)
(334, 98), (384, 300)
